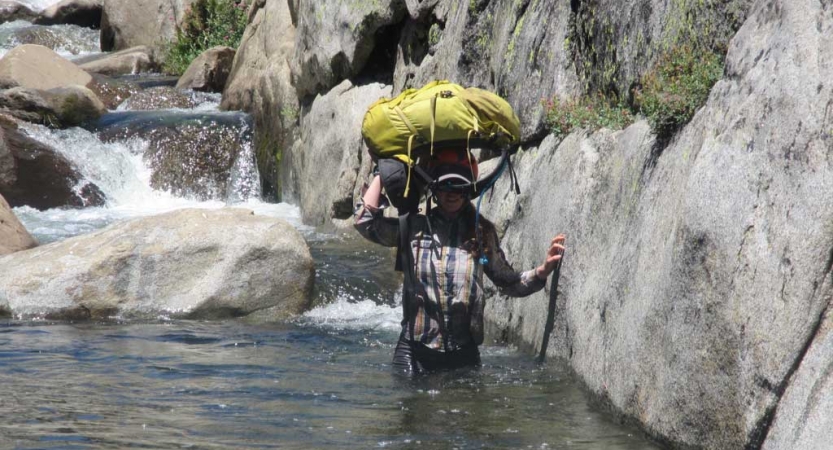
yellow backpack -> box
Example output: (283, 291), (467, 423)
(361, 80), (521, 166)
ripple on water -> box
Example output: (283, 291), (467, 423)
(0, 321), (659, 449)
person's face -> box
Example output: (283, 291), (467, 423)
(436, 190), (466, 215)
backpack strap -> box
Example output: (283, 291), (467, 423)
(398, 213), (417, 341)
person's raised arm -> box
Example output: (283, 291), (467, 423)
(354, 174), (399, 247)
(356, 175), (383, 219)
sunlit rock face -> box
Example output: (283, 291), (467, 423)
(176, 45), (235, 93)
(99, 0), (196, 57)
(480, 1), (833, 448)
(220, 0), (302, 201)
(78, 46), (157, 76)
(0, 44), (92, 89)
(0, 193), (37, 256)
(290, 0), (406, 99)
(284, 80), (390, 227)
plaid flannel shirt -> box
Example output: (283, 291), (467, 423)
(355, 203), (545, 351)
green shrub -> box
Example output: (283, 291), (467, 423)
(162, 0), (249, 76)
(543, 95), (634, 139)
(633, 44), (724, 139)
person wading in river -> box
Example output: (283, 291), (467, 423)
(354, 149), (566, 375)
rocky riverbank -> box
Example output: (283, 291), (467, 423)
(0, 1), (830, 448)
(0, 1), (311, 321)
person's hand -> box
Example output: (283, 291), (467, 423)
(535, 234), (566, 280)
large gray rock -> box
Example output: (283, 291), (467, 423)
(0, 208), (315, 320)
(176, 45), (235, 92)
(480, 1), (833, 448)
(0, 87), (51, 124)
(761, 312), (833, 450)
(0, 44), (92, 90)
(291, 0), (406, 99)
(34, 0), (102, 28)
(0, 193), (37, 256)
(0, 86), (106, 127)
(221, 0), (297, 201)
(0, 114), (106, 209)
(286, 80), (390, 226)
(0, 45), (128, 111)
(78, 45), (157, 76)
(100, 0), (196, 55)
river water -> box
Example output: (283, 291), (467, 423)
(0, 17), (661, 449)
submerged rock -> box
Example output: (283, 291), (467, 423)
(0, 114), (105, 209)
(0, 208), (315, 321)
(86, 72), (142, 109)
(117, 86), (202, 111)
(176, 45), (235, 93)
(95, 110), (251, 201)
(0, 193), (37, 256)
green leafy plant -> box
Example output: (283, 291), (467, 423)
(633, 44), (724, 139)
(428, 23), (442, 47)
(279, 105), (299, 123)
(162, 0), (249, 76)
(543, 94), (634, 139)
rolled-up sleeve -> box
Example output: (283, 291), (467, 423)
(483, 228), (546, 297)
(354, 204), (399, 248)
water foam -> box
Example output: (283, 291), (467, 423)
(12, 0), (63, 12)
(14, 121), (308, 244)
(300, 291), (402, 332)
(0, 21), (100, 59)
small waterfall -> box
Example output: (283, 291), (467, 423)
(21, 123), (163, 207)
(0, 5), (291, 244)
(225, 132), (262, 203)
(15, 99), (307, 244)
